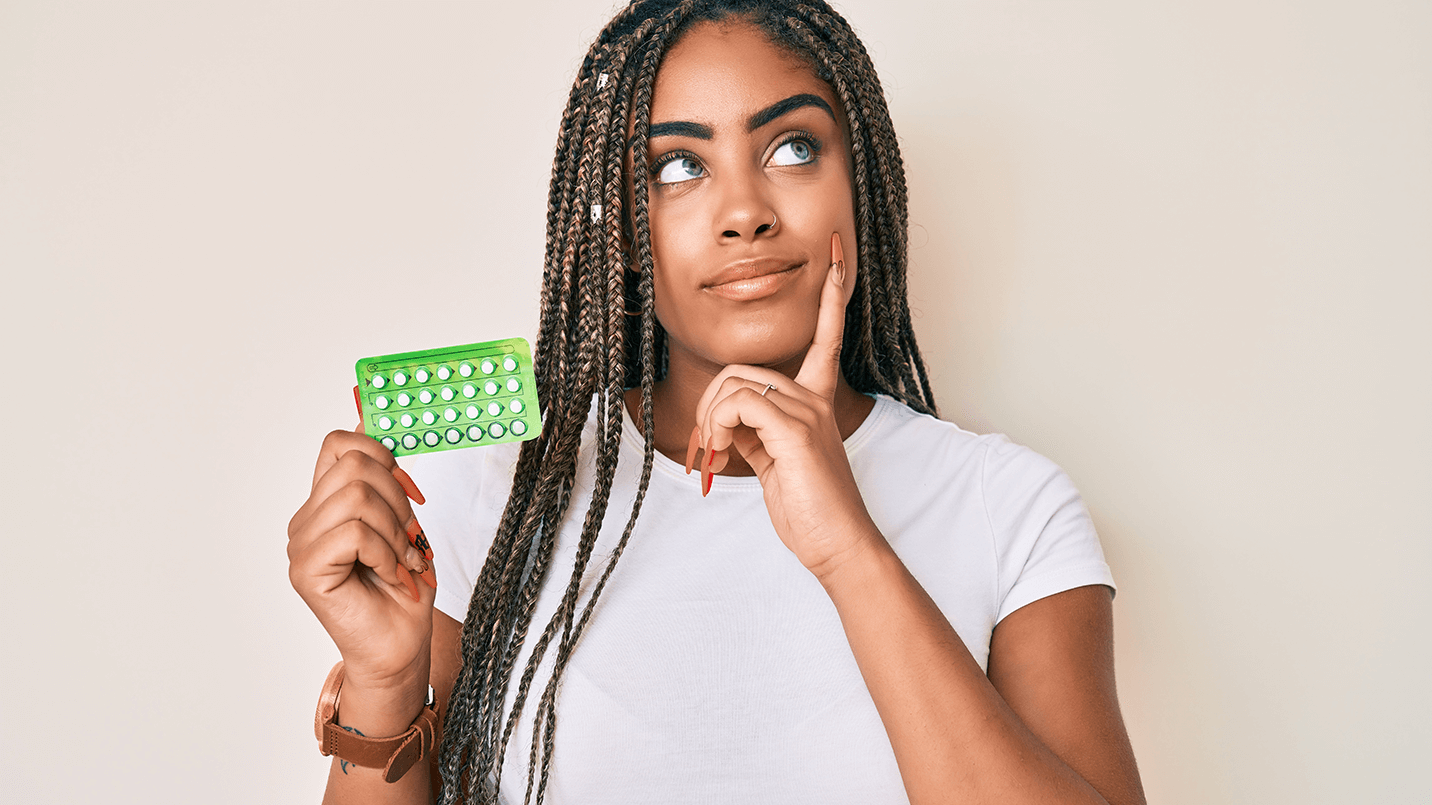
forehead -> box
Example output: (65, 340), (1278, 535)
(651, 20), (836, 126)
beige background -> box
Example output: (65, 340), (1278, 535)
(2, 1), (1428, 802)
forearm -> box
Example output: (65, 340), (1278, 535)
(819, 534), (1110, 805)
(319, 669), (435, 805)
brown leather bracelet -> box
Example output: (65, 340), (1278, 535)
(314, 661), (439, 783)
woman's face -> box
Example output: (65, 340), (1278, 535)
(642, 20), (857, 375)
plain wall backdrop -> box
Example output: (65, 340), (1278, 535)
(2, 1), (1428, 802)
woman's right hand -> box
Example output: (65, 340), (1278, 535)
(287, 426), (438, 691)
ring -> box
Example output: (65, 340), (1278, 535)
(760, 383), (776, 397)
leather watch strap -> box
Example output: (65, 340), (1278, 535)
(314, 661), (439, 783)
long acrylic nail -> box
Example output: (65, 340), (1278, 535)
(405, 518), (433, 561)
(393, 467), (426, 505)
(831, 232), (846, 286)
(353, 385), (364, 418)
(404, 545), (426, 572)
(397, 568), (420, 602)
(684, 426), (701, 475)
(418, 566), (438, 590)
(701, 443), (715, 497)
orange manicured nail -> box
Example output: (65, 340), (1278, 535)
(831, 232), (846, 286)
(418, 566), (438, 590)
(701, 443), (715, 497)
(393, 467), (426, 505)
(353, 385), (363, 418)
(685, 426), (701, 475)
(398, 568), (420, 602)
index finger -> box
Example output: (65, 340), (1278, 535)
(794, 231), (849, 399)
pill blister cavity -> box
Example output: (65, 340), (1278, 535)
(462, 383), (477, 398)
(445, 428), (462, 444)
(440, 385), (456, 401)
(393, 370), (408, 386)
(378, 416), (394, 430)
(402, 433), (419, 450)
(503, 356), (518, 372)
(419, 389), (435, 405)
(381, 436), (397, 450)
(487, 402), (503, 417)
(422, 410), (437, 426)
(400, 413), (416, 428)
(444, 407), (459, 422)
(466, 404), (481, 419)
(437, 365), (452, 381)
(506, 378), (521, 393)
(423, 431), (441, 447)
(480, 359), (496, 375)
(415, 367), (430, 383)
(459, 362), (475, 377)
(467, 425), (484, 441)
(488, 422), (506, 438)
(374, 395), (391, 409)
(484, 380), (499, 396)
(511, 420), (527, 436)
(371, 374), (387, 389)
(397, 392), (412, 407)
(509, 399), (524, 414)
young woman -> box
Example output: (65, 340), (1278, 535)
(287, 2), (1146, 803)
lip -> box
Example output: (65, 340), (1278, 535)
(703, 258), (804, 302)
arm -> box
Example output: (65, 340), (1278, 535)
(318, 611), (464, 805)
(819, 539), (1145, 805)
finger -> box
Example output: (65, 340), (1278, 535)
(701, 385), (812, 494)
(351, 385), (427, 505)
(294, 477), (429, 575)
(293, 519), (424, 604)
(693, 366), (806, 441)
(794, 231), (849, 399)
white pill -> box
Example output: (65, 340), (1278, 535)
(467, 425), (484, 441)
(415, 367), (430, 383)
(466, 404), (481, 419)
(509, 399), (524, 414)
(511, 420), (527, 436)
(437, 365), (452, 380)
(422, 410), (437, 425)
(378, 416), (394, 430)
(503, 356), (518, 372)
(399, 413), (415, 428)
(506, 378), (521, 393)
(397, 392), (412, 407)
(374, 395), (390, 410)
(380, 436), (397, 450)
(371, 374), (387, 389)
(440, 385), (455, 401)
(444, 407), (459, 422)
(401, 433), (419, 450)
(423, 431), (441, 447)
(481, 359), (497, 375)
(487, 402), (503, 417)
(484, 381), (499, 396)
(393, 370), (408, 386)
(488, 422), (506, 438)
(459, 362), (475, 377)
(445, 428), (462, 444)
(462, 383), (477, 398)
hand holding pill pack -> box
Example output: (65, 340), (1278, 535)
(355, 338), (541, 457)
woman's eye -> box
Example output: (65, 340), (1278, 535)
(769, 139), (816, 167)
(656, 156), (704, 185)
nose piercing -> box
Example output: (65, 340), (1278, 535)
(769, 214), (778, 229)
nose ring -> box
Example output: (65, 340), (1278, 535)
(769, 213), (778, 230)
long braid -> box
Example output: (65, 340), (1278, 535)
(438, 2), (938, 802)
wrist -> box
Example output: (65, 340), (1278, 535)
(331, 664), (431, 738)
(811, 523), (893, 593)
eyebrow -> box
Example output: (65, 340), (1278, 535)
(641, 93), (837, 146)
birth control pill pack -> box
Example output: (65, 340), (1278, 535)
(355, 338), (541, 457)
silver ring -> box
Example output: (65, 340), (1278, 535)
(770, 214), (777, 229)
(760, 383), (776, 397)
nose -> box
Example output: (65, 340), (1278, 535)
(714, 176), (778, 241)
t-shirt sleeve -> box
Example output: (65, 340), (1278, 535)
(401, 442), (519, 622)
(982, 437), (1116, 623)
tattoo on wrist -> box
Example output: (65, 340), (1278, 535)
(337, 725), (366, 774)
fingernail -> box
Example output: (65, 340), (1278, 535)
(709, 449), (727, 474)
(398, 568), (420, 602)
(831, 232), (846, 286)
(418, 566), (438, 590)
(406, 518), (433, 561)
(393, 467), (426, 505)
(684, 426), (701, 475)
(701, 443), (714, 497)
(353, 385), (364, 418)
(405, 545), (426, 572)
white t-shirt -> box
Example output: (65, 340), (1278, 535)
(406, 394), (1115, 804)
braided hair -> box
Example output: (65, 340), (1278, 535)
(437, 2), (937, 802)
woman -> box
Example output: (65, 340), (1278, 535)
(287, 1), (1146, 803)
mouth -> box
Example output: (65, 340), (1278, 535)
(703, 259), (804, 302)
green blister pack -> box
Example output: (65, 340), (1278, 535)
(355, 337), (541, 457)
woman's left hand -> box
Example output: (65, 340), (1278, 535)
(689, 233), (881, 581)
